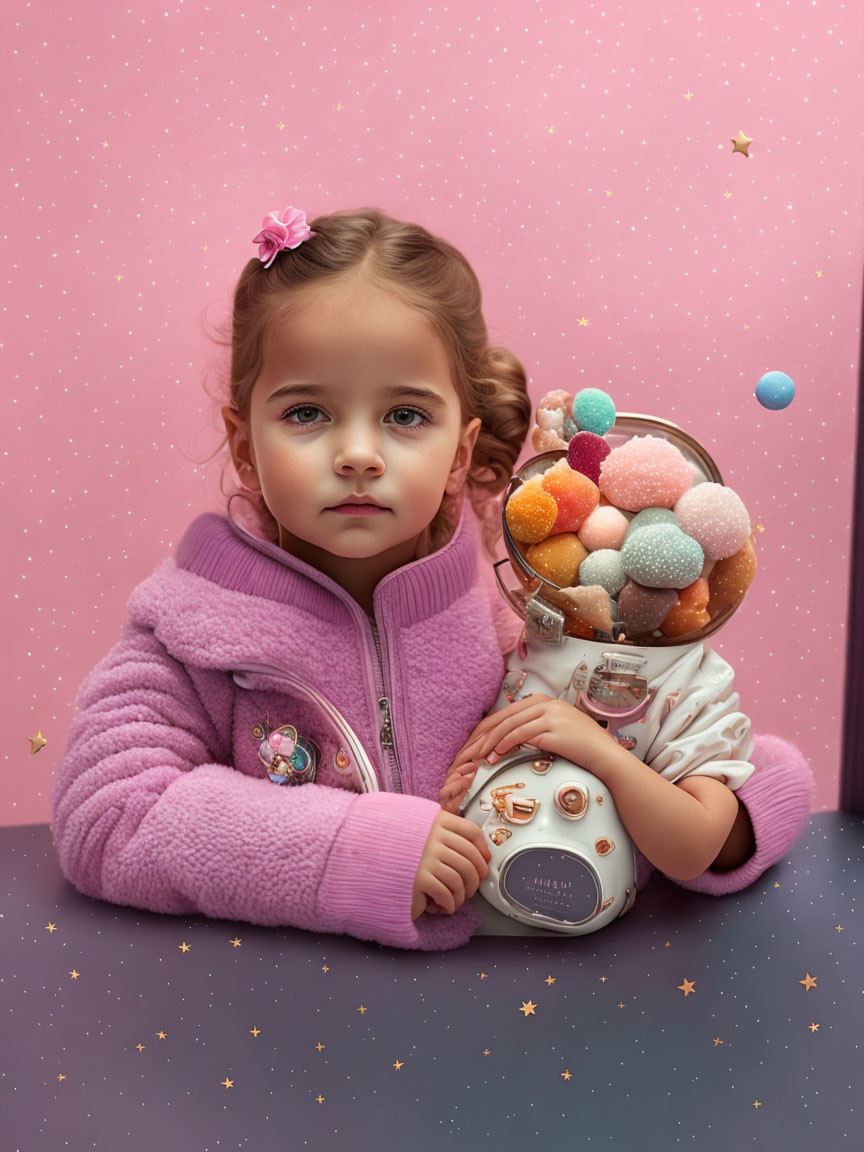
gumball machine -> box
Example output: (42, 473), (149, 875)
(460, 392), (758, 936)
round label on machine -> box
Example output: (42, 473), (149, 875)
(500, 848), (601, 925)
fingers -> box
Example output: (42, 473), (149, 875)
(425, 872), (457, 915)
(437, 846), (483, 903)
(439, 772), (475, 811)
(469, 706), (547, 762)
(441, 823), (491, 876)
(466, 695), (541, 743)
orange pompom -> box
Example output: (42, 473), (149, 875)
(660, 577), (711, 636)
(504, 475), (559, 543)
(539, 458), (600, 535)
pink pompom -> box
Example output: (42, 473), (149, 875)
(577, 504), (630, 552)
(673, 482), (751, 560)
(599, 434), (693, 512)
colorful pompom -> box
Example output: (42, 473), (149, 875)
(599, 435), (693, 512)
(572, 388), (616, 436)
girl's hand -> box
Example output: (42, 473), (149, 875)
(455, 693), (617, 778)
(438, 755), (479, 815)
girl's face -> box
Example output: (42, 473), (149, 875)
(222, 280), (481, 572)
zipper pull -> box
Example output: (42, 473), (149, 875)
(378, 696), (394, 749)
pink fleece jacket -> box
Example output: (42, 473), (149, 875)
(50, 497), (814, 951)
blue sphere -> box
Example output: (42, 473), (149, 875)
(755, 371), (795, 411)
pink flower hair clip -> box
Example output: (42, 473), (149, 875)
(252, 205), (316, 269)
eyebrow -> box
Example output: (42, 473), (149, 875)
(266, 382), (449, 409)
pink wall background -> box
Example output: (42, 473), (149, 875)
(5, 0), (862, 825)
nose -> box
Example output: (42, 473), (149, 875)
(332, 419), (385, 476)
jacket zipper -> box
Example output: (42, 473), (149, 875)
(368, 616), (404, 794)
(225, 517), (406, 794)
(230, 661), (383, 793)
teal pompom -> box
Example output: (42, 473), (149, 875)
(624, 507), (678, 541)
(619, 523), (704, 589)
(572, 388), (616, 436)
(579, 549), (627, 598)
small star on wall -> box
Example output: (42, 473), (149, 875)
(730, 130), (754, 157)
(28, 731), (47, 754)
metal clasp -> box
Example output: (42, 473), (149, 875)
(523, 593), (565, 646)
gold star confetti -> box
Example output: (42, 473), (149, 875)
(724, 191), (733, 199)
(730, 130), (754, 157)
(604, 189), (613, 197)
(222, 1078), (234, 1089)
(809, 1023), (820, 1032)
(46, 922), (57, 933)
(101, 141), (109, 148)
(357, 1004), (368, 1013)
(664, 941), (671, 948)
(28, 731), (47, 755)
(519, 1000), (537, 1016)
(316, 1094), (325, 1103)
(480, 972), (488, 979)
(744, 324), (751, 330)
(836, 925), (844, 932)
(815, 269), (824, 277)
(393, 1060), (404, 1070)
(230, 937), (242, 947)
(115, 273), (124, 281)
(577, 316), (590, 327)
(156, 1031), (167, 1040)
(618, 1002), (625, 1009)
(277, 121), (286, 130)
(322, 964), (329, 972)
(799, 973), (818, 990)
(315, 1042), (324, 1051)
(713, 1038), (723, 1047)
(337, 101), (344, 111)
(482, 1049), (490, 1056)
(545, 975), (556, 986)
(201, 244), (208, 252)
(753, 1100), (761, 1108)
(136, 1044), (145, 1052)
(548, 126), (557, 134)
(678, 978), (696, 996)
(69, 970), (80, 980)
(600, 975), (608, 982)
(684, 90), (694, 100)
(57, 1074), (66, 1081)
(562, 1068), (572, 1079)
(250, 1027), (261, 1037)
(179, 942), (191, 953)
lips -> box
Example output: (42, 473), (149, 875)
(328, 498), (389, 509)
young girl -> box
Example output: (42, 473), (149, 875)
(51, 206), (813, 952)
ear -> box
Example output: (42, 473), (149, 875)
(221, 405), (261, 491)
(445, 416), (483, 497)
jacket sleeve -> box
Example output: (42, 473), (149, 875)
(50, 619), (481, 952)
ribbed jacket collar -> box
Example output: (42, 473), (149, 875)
(174, 498), (479, 628)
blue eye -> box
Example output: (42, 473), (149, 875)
(279, 405), (432, 429)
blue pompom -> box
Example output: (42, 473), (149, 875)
(755, 371), (795, 411)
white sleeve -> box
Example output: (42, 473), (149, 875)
(643, 647), (756, 791)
